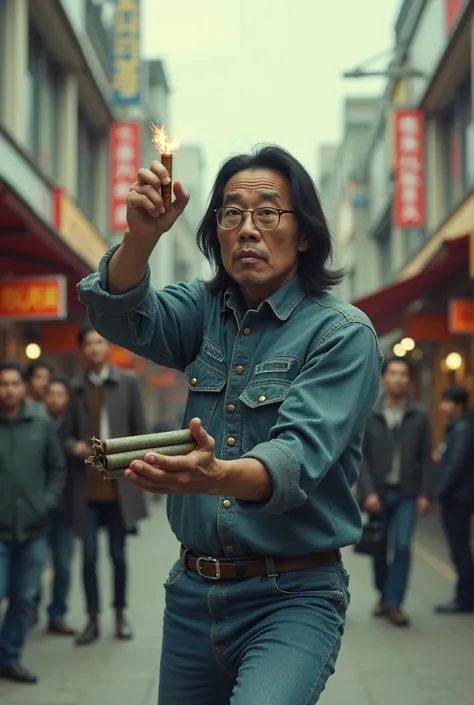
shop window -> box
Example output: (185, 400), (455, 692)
(77, 111), (100, 221)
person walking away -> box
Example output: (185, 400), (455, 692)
(25, 360), (52, 414)
(35, 375), (75, 635)
(0, 361), (65, 684)
(434, 386), (474, 614)
(358, 357), (433, 627)
(77, 146), (383, 704)
(63, 325), (148, 646)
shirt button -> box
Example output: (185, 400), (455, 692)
(222, 499), (231, 508)
(242, 327), (251, 335)
(227, 437), (236, 446)
(258, 395), (266, 403)
(235, 365), (244, 375)
(190, 377), (197, 386)
(226, 545), (235, 554)
(227, 403), (236, 413)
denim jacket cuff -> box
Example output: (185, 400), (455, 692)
(240, 440), (306, 514)
(76, 244), (151, 315)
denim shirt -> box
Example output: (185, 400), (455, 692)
(77, 245), (383, 558)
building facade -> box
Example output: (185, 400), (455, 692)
(320, 0), (474, 445)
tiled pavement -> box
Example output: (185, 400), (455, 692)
(0, 501), (473, 705)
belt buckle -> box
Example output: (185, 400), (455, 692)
(196, 556), (221, 580)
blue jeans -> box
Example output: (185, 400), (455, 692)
(46, 510), (74, 620)
(83, 502), (127, 617)
(158, 554), (350, 704)
(0, 535), (47, 665)
(372, 487), (417, 608)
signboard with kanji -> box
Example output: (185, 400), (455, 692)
(112, 0), (141, 104)
(110, 122), (141, 232)
(394, 110), (426, 229)
(0, 276), (67, 321)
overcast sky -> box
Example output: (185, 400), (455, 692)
(142, 0), (402, 193)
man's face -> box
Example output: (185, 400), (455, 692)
(46, 382), (69, 418)
(439, 399), (460, 421)
(81, 330), (110, 367)
(29, 365), (50, 400)
(217, 168), (308, 305)
(382, 361), (411, 396)
(0, 369), (26, 410)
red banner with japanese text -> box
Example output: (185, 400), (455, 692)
(394, 110), (425, 229)
(0, 276), (67, 320)
(110, 122), (141, 231)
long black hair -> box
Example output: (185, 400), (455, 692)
(196, 144), (344, 295)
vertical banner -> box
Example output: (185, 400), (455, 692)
(445, 0), (468, 34)
(110, 122), (141, 232)
(394, 110), (426, 229)
(112, 0), (141, 104)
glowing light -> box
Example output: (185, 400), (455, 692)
(401, 337), (415, 351)
(393, 343), (407, 357)
(25, 343), (41, 360)
(445, 352), (462, 371)
(150, 123), (180, 155)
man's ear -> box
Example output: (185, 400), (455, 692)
(298, 236), (309, 253)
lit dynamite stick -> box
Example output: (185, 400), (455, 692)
(150, 123), (180, 211)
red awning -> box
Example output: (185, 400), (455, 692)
(352, 235), (469, 336)
(0, 182), (91, 316)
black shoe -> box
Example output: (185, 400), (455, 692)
(0, 661), (38, 684)
(434, 600), (474, 615)
(115, 612), (133, 641)
(75, 619), (99, 646)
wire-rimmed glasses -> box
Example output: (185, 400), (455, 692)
(215, 207), (295, 231)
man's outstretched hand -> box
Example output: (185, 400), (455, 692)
(124, 418), (225, 495)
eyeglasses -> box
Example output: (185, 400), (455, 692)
(215, 207), (295, 231)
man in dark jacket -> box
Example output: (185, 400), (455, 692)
(434, 386), (474, 614)
(358, 357), (433, 627)
(0, 360), (65, 684)
(63, 324), (148, 646)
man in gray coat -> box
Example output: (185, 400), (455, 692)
(63, 324), (148, 646)
(358, 357), (433, 627)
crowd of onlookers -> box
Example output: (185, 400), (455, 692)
(0, 324), (151, 685)
(1, 339), (473, 686)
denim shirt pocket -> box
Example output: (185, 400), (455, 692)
(184, 341), (227, 430)
(239, 356), (300, 453)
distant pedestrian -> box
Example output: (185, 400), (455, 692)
(63, 325), (148, 646)
(434, 386), (474, 614)
(358, 357), (434, 627)
(0, 361), (65, 684)
(32, 375), (75, 635)
(25, 360), (52, 413)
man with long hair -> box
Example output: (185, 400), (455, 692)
(77, 145), (382, 704)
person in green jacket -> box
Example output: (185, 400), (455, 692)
(0, 360), (66, 685)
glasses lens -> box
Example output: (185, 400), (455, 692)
(218, 207), (242, 229)
(254, 208), (279, 230)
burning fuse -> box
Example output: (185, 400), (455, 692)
(150, 123), (180, 211)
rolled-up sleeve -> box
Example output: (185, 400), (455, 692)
(241, 320), (382, 514)
(77, 244), (204, 371)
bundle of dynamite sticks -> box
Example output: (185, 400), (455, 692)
(85, 429), (196, 481)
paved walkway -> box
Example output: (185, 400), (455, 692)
(0, 501), (473, 705)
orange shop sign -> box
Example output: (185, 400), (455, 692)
(449, 299), (474, 334)
(54, 188), (107, 271)
(0, 276), (67, 321)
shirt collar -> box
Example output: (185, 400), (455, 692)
(88, 365), (111, 386)
(222, 276), (305, 321)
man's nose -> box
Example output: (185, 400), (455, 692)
(238, 212), (261, 240)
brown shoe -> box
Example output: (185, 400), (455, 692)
(387, 607), (410, 627)
(372, 599), (388, 617)
(48, 620), (75, 636)
(115, 612), (133, 641)
(75, 619), (99, 646)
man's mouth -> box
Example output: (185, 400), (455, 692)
(235, 250), (266, 262)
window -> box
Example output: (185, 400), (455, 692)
(77, 110), (100, 221)
(378, 231), (392, 285)
(442, 76), (472, 212)
(26, 24), (61, 179)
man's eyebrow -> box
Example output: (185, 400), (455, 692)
(223, 193), (241, 204)
(260, 192), (281, 202)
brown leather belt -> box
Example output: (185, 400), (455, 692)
(180, 546), (340, 581)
